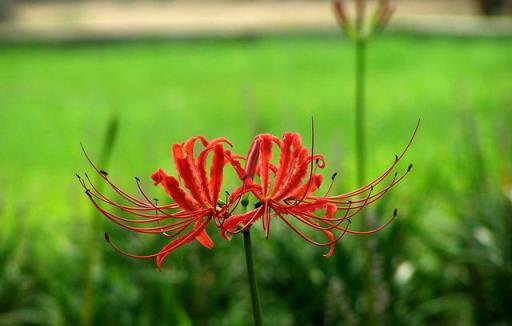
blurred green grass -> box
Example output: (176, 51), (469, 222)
(1, 36), (510, 191)
(0, 35), (511, 325)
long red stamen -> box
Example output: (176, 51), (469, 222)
(81, 143), (150, 207)
(104, 233), (162, 259)
(81, 174), (177, 212)
(263, 201), (270, 239)
(273, 209), (335, 254)
(327, 120), (419, 200)
(135, 177), (180, 220)
(275, 208), (353, 251)
(322, 209), (398, 235)
(78, 175), (180, 221)
(323, 172), (338, 197)
(289, 201), (353, 231)
(86, 191), (205, 233)
(329, 165), (411, 206)
(304, 186), (374, 224)
(156, 218), (211, 269)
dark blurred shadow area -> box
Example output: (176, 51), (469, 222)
(0, 1), (511, 326)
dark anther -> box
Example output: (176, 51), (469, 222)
(370, 185), (374, 191)
(100, 170), (108, 176)
(154, 198), (159, 202)
(315, 158), (320, 164)
(241, 198), (249, 207)
(225, 191), (230, 196)
(407, 164), (413, 172)
(254, 201), (263, 209)
(331, 172), (338, 180)
(284, 197), (295, 204)
(135, 177), (141, 182)
(85, 173), (89, 178)
(395, 155), (398, 162)
(393, 208), (398, 217)
(217, 199), (226, 208)
(348, 200), (352, 204)
(104, 232), (110, 243)
(394, 172), (398, 178)
(85, 189), (92, 197)
(76, 173), (81, 179)
(347, 218), (352, 224)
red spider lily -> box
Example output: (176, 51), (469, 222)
(222, 122), (418, 256)
(77, 136), (232, 270)
(332, 0), (395, 38)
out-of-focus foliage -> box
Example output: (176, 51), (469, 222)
(477, 0), (512, 15)
(0, 35), (511, 325)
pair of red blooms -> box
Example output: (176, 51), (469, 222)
(79, 127), (416, 270)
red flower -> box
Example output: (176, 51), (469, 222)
(78, 136), (232, 270)
(332, 0), (395, 38)
(222, 123), (418, 256)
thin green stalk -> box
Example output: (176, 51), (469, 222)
(243, 229), (263, 326)
(355, 38), (366, 188)
(355, 38), (377, 326)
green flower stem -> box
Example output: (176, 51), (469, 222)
(355, 38), (366, 188)
(355, 37), (377, 326)
(243, 229), (263, 326)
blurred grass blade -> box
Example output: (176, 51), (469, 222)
(81, 113), (120, 326)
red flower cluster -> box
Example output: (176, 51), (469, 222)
(78, 124), (417, 269)
(332, 0), (395, 39)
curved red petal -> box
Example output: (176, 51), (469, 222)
(221, 209), (264, 239)
(173, 144), (209, 206)
(209, 144), (225, 205)
(194, 221), (214, 249)
(244, 137), (261, 181)
(151, 168), (166, 186)
(274, 159), (309, 200)
(208, 137), (233, 148)
(271, 133), (296, 195)
(322, 229), (336, 257)
(156, 219), (209, 270)
(290, 174), (323, 199)
(161, 175), (198, 211)
(325, 203), (337, 218)
(226, 150), (247, 180)
(258, 135), (274, 196)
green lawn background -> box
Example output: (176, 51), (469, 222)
(0, 35), (511, 325)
